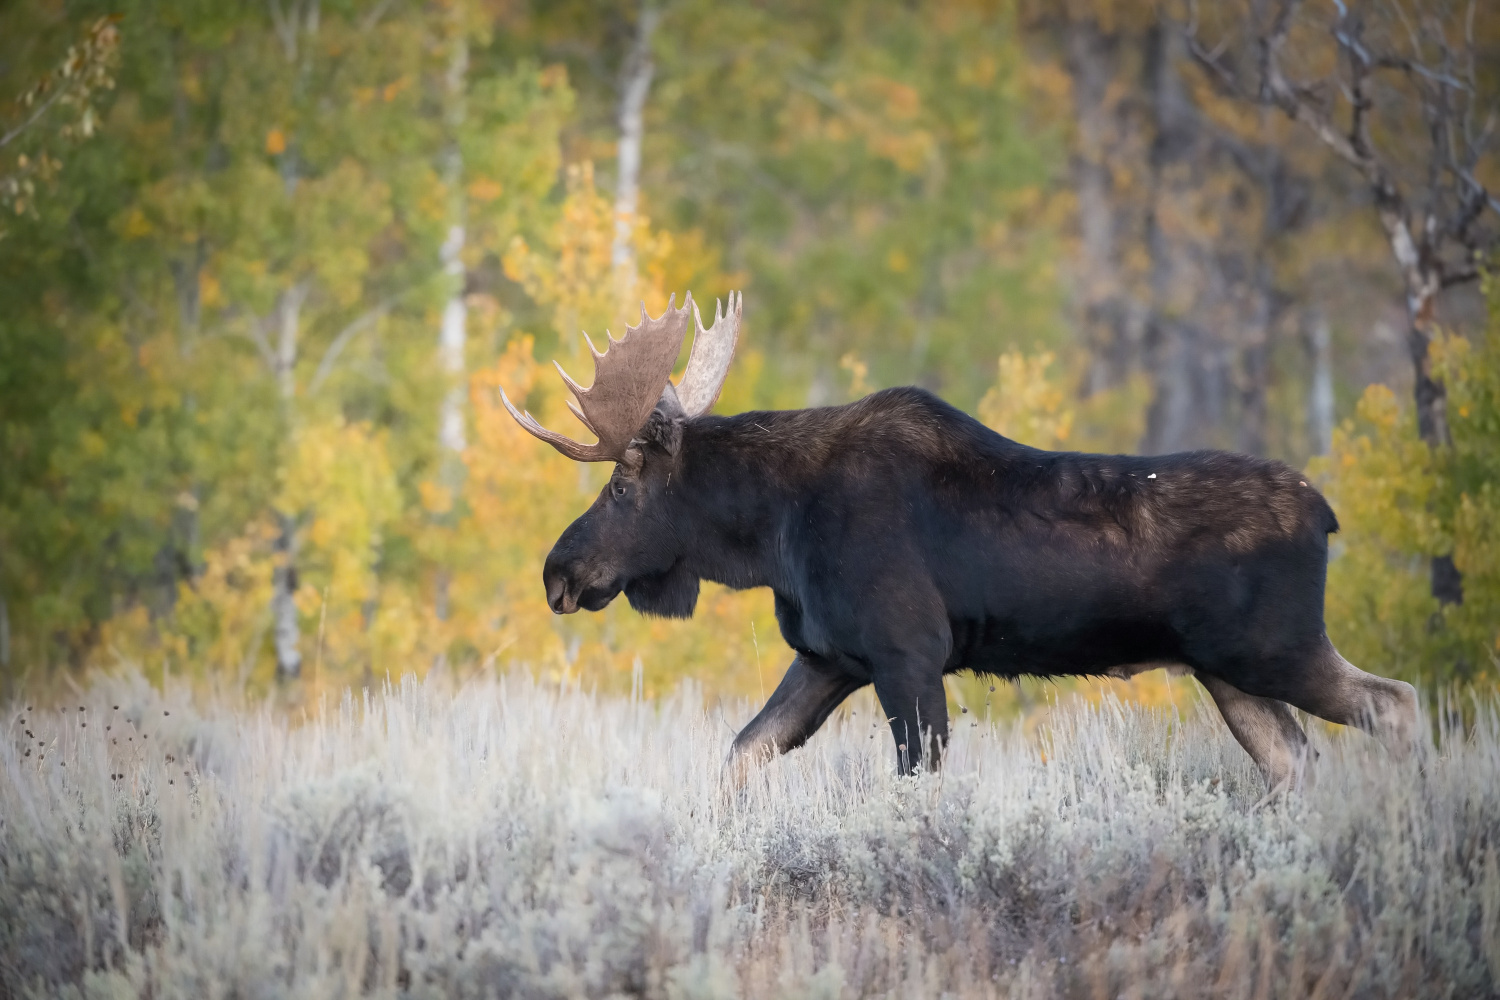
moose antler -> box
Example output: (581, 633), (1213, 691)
(502, 291), (743, 462)
(501, 294), (693, 463)
(675, 291), (742, 418)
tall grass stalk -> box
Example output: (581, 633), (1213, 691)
(2, 673), (1497, 998)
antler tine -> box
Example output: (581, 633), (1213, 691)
(676, 289), (742, 417)
(565, 398), (597, 435)
(553, 360), (588, 400)
(499, 388), (614, 463)
(580, 329), (605, 360)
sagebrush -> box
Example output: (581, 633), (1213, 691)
(2, 673), (1498, 999)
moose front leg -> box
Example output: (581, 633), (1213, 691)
(726, 653), (864, 787)
(872, 664), (949, 775)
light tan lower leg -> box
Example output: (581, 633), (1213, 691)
(1292, 642), (1422, 755)
(1197, 672), (1313, 792)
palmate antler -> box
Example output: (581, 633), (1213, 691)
(500, 291), (743, 463)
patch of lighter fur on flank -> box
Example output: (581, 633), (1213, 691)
(1101, 661), (1192, 681)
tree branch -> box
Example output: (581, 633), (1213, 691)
(243, 312), (278, 372)
(0, 86), (68, 151)
(1257, 5), (1372, 171)
(359, 0), (399, 33)
(308, 296), (398, 395)
(1439, 260), (1480, 288)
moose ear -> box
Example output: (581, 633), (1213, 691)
(640, 407), (685, 457)
(639, 382), (686, 456)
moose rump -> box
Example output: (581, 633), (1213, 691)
(501, 291), (1420, 792)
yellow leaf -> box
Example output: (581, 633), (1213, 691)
(199, 272), (222, 309)
(468, 177), (504, 202)
(266, 128), (286, 155)
(122, 207), (152, 239)
(382, 77), (411, 102)
(420, 481), (454, 515)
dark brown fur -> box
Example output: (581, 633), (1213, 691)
(540, 387), (1421, 787)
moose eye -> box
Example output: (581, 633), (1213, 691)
(612, 481), (628, 499)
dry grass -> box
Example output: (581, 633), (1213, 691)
(2, 672), (1498, 999)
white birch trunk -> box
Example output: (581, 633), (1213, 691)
(438, 25), (468, 460)
(433, 18), (469, 624)
(611, 4), (658, 293)
(272, 512), (302, 679)
(438, 226), (467, 456)
(275, 283), (307, 406)
(272, 283), (308, 680)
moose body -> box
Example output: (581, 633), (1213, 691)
(506, 293), (1418, 789)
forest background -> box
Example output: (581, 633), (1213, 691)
(1, 0), (1497, 712)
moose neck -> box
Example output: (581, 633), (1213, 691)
(673, 411), (810, 595)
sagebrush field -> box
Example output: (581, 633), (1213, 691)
(2, 673), (1498, 999)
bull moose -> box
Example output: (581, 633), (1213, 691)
(501, 292), (1419, 790)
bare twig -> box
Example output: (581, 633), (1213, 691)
(308, 296), (397, 395)
(243, 313), (279, 373)
(0, 87), (69, 151)
(359, 0), (399, 33)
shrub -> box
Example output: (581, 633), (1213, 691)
(1314, 280), (1500, 692)
(2, 673), (1497, 998)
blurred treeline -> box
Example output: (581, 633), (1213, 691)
(0, 0), (1496, 703)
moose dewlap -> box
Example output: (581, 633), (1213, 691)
(502, 291), (1419, 789)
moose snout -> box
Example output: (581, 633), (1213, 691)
(544, 571), (577, 615)
(543, 524), (623, 614)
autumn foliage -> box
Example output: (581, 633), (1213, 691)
(1, 0), (1495, 710)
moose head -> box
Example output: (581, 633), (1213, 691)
(501, 292), (742, 619)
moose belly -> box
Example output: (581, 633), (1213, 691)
(945, 606), (1188, 680)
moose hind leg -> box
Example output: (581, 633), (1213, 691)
(726, 653), (864, 787)
(1197, 672), (1312, 792)
(1281, 639), (1421, 755)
